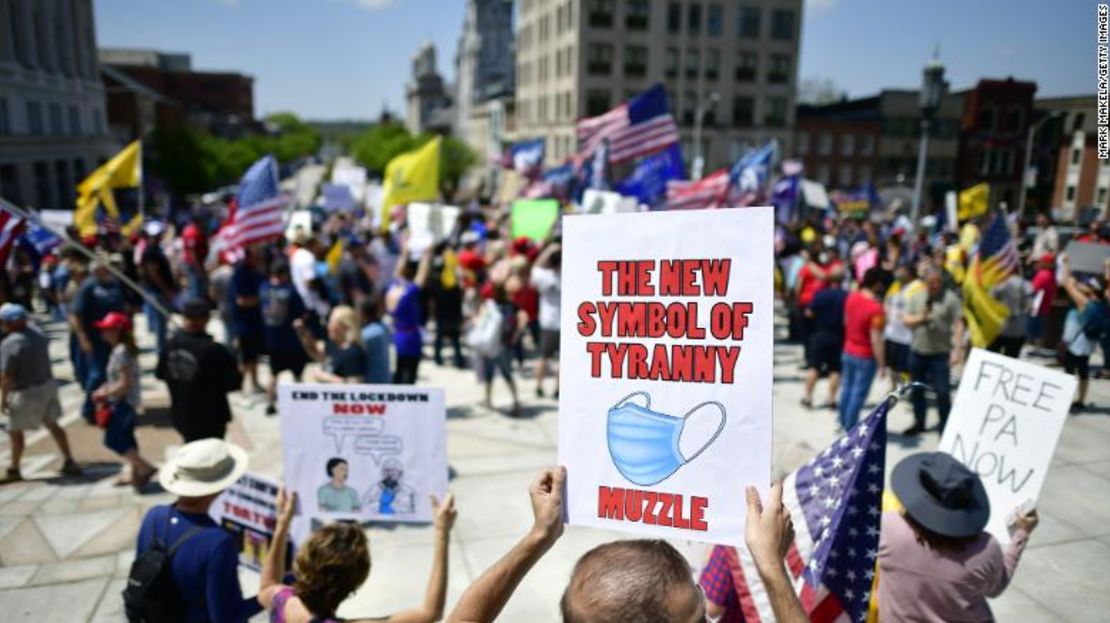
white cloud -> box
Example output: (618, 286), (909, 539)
(353, 0), (396, 9)
(806, 0), (837, 13)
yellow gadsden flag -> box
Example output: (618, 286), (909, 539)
(956, 182), (989, 222)
(380, 136), (441, 231)
(75, 140), (142, 236)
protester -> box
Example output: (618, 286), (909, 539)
(358, 297), (392, 384)
(530, 241), (561, 398)
(801, 267), (846, 409)
(1029, 212), (1058, 261)
(988, 269), (1031, 358)
(431, 243), (466, 369)
(882, 263), (916, 392)
(1028, 253), (1057, 349)
(228, 246), (267, 394)
(62, 255), (91, 387)
(385, 243), (432, 384)
(470, 283), (525, 417)
(127, 438), (260, 622)
(1058, 254), (1107, 412)
(137, 221), (178, 352)
(878, 452), (1038, 621)
(291, 234), (331, 328)
(259, 258), (308, 414)
(902, 265), (964, 435)
(838, 268), (886, 431)
(92, 311), (157, 488)
(156, 298), (243, 442)
(181, 215), (209, 300)
(72, 253), (127, 422)
(259, 489), (455, 623)
(296, 304), (368, 384)
(0, 303), (81, 482)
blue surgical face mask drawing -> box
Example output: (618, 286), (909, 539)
(606, 392), (727, 487)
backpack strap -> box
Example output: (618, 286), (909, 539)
(152, 505), (207, 555)
(167, 524), (207, 556)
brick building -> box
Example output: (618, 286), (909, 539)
(954, 78), (1037, 212)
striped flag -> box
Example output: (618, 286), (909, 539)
(665, 169), (730, 210)
(963, 212), (1018, 347)
(576, 84), (680, 165)
(0, 207), (27, 264)
(724, 397), (890, 622)
(218, 155), (287, 257)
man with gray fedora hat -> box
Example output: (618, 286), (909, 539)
(130, 438), (261, 622)
(877, 451), (1039, 622)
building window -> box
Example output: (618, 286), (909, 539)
(33, 161), (51, 209)
(1073, 112), (1087, 132)
(738, 6), (761, 39)
(1071, 148), (1081, 165)
(667, 2), (681, 33)
(1005, 107), (1024, 133)
(27, 101), (44, 136)
(768, 54), (790, 84)
(978, 107), (995, 132)
(840, 134), (854, 156)
(48, 103), (63, 135)
(0, 98), (8, 136)
(838, 164), (852, 187)
(586, 89), (612, 116)
(1098, 187), (1108, 205)
(796, 132), (809, 155)
(705, 48), (720, 81)
(587, 43), (613, 75)
(0, 164), (20, 206)
(626, 0), (649, 30)
(687, 3), (702, 35)
(665, 47), (679, 78)
(67, 105), (80, 136)
(858, 165), (872, 183)
(818, 133), (832, 155)
(817, 164), (830, 185)
(707, 3), (723, 36)
(860, 134), (874, 156)
(54, 160), (70, 206)
(588, 0), (614, 28)
(685, 47), (700, 79)
(683, 91), (697, 126)
(770, 9), (794, 40)
(735, 51), (757, 82)
(1066, 185), (1076, 201)
(765, 98), (786, 127)
(624, 45), (648, 77)
(732, 97), (754, 128)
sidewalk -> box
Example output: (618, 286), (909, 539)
(0, 311), (1107, 621)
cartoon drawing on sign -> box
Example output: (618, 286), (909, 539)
(317, 457), (361, 512)
(606, 392), (727, 487)
(363, 458), (417, 514)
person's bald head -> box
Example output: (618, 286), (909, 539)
(561, 540), (703, 623)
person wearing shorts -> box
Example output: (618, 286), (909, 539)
(531, 243), (562, 399)
(802, 277), (846, 409)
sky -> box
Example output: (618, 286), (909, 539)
(94, 0), (1094, 121)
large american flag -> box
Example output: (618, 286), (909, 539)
(576, 84), (680, 165)
(0, 206), (27, 265)
(728, 396), (890, 622)
(218, 155), (287, 256)
(975, 211), (1019, 285)
(664, 169), (731, 210)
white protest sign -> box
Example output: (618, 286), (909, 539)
(580, 189), (624, 214)
(558, 208), (774, 545)
(938, 348), (1076, 543)
(280, 384), (448, 528)
(209, 472), (292, 571)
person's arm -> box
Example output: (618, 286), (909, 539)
(1059, 255), (1090, 309)
(744, 483), (808, 623)
(96, 353), (135, 401)
(950, 305), (966, 366)
(375, 494), (458, 623)
(446, 467), (565, 623)
(413, 248), (433, 289)
(870, 314), (886, 373)
(206, 533), (264, 622)
(258, 488), (297, 609)
(902, 293), (928, 329)
(70, 288), (93, 354)
(986, 509), (1037, 597)
(395, 241), (410, 281)
(293, 319), (326, 362)
(532, 243), (560, 273)
(0, 368), (13, 413)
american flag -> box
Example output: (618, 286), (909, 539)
(975, 211), (1019, 284)
(218, 155), (287, 256)
(576, 84), (680, 165)
(727, 142), (775, 208)
(728, 396), (890, 623)
(665, 169), (730, 210)
(0, 208), (26, 265)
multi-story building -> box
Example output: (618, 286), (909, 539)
(0, 0), (115, 211)
(795, 98), (881, 190)
(1040, 95), (1107, 221)
(955, 78), (1037, 212)
(513, 0), (802, 170)
(456, 0), (515, 140)
(405, 43), (453, 135)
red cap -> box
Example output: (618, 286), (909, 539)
(1040, 253), (1055, 265)
(93, 311), (132, 331)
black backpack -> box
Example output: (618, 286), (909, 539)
(122, 509), (205, 623)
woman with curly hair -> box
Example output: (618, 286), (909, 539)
(258, 489), (456, 623)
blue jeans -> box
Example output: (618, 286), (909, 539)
(144, 291), (170, 352)
(81, 338), (111, 422)
(185, 264), (206, 301)
(910, 351), (952, 430)
(839, 354), (877, 431)
(69, 333), (89, 388)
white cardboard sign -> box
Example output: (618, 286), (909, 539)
(558, 208), (775, 544)
(279, 384), (448, 528)
(939, 348), (1076, 543)
(209, 472), (290, 571)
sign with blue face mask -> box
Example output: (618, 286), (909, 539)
(607, 392), (726, 487)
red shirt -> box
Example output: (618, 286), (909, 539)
(796, 260), (842, 307)
(182, 224), (207, 266)
(1031, 268), (1057, 317)
(843, 290), (884, 359)
(513, 285), (539, 322)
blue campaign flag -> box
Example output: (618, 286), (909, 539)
(510, 138), (546, 175)
(615, 144), (685, 207)
(627, 83), (670, 123)
(22, 222), (61, 255)
(729, 141), (775, 194)
(772, 175), (800, 225)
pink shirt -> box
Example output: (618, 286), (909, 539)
(877, 512), (1029, 622)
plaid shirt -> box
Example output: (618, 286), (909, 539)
(699, 545), (746, 623)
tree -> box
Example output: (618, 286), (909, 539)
(798, 78), (847, 106)
(348, 123), (478, 196)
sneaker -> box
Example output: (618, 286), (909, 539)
(800, 397), (813, 409)
(536, 387), (546, 398)
(901, 424), (926, 436)
(1, 467), (21, 484)
(60, 460), (82, 477)
(265, 404), (277, 416)
(1070, 402), (1084, 414)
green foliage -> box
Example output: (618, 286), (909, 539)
(348, 122), (478, 195)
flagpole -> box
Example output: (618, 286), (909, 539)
(0, 196), (176, 323)
(137, 142), (145, 223)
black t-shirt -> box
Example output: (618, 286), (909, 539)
(140, 244), (177, 293)
(809, 288), (848, 337)
(156, 330), (242, 438)
(326, 342), (368, 379)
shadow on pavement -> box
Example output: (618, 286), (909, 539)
(40, 460), (121, 486)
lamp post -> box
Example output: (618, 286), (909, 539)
(1016, 110), (1062, 218)
(692, 91), (720, 180)
(909, 55), (947, 228)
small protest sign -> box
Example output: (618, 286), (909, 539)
(280, 384), (448, 532)
(511, 199), (560, 242)
(209, 472), (292, 571)
(558, 208), (774, 544)
(939, 348), (1076, 543)
(1063, 240), (1110, 276)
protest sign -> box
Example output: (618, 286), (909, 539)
(408, 203), (462, 255)
(1063, 240), (1110, 276)
(511, 199), (560, 242)
(209, 472), (292, 571)
(280, 384), (448, 530)
(558, 207), (774, 545)
(939, 348), (1076, 543)
(321, 183), (355, 213)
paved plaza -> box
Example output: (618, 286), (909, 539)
(0, 310), (1107, 622)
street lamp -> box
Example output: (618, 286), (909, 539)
(692, 91), (720, 180)
(1016, 110), (1063, 218)
(909, 54), (947, 227)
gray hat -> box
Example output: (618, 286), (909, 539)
(0, 303), (27, 322)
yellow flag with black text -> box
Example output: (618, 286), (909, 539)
(956, 183), (989, 222)
(74, 141), (142, 236)
(380, 137), (441, 231)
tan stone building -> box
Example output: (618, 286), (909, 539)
(513, 0), (802, 171)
